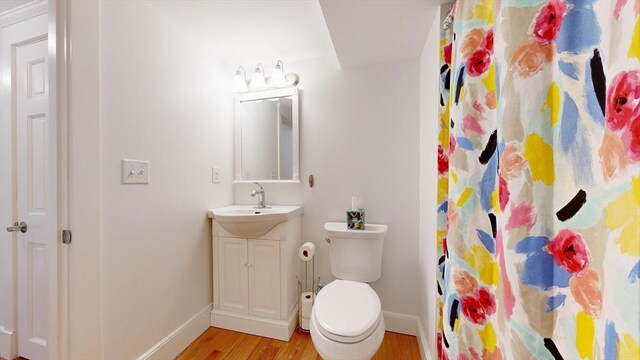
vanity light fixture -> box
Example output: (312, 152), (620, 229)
(270, 60), (287, 88)
(232, 66), (248, 93)
(233, 61), (300, 93)
(249, 63), (267, 91)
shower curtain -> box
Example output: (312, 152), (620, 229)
(436, 1), (640, 359)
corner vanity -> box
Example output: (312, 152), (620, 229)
(207, 205), (303, 341)
(209, 78), (303, 340)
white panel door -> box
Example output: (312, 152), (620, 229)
(15, 38), (53, 360)
(219, 237), (248, 314)
(248, 239), (280, 320)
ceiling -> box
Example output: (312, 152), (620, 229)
(0, 0), (34, 13)
(150, 0), (442, 71)
(319, 0), (441, 68)
(149, 0), (336, 72)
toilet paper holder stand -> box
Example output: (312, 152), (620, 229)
(297, 253), (320, 333)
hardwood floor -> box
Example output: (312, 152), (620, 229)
(176, 327), (422, 360)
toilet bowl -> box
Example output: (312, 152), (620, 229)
(310, 222), (388, 359)
(309, 279), (385, 360)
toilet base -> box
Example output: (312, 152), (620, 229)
(310, 311), (385, 360)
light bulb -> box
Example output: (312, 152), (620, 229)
(271, 60), (287, 88)
(249, 64), (267, 91)
(231, 67), (248, 93)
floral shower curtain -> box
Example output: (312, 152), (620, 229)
(436, 0), (640, 359)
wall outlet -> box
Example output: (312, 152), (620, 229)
(122, 159), (150, 184)
(212, 167), (221, 184)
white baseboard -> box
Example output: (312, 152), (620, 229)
(137, 303), (212, 360)
(134, 305), (433, 360)
(382, 311), (433, 360)
(382, 311), (418, 336)
(416, 319), (433, 360)
(0, 326), (17, 360)
(211, 306), (297, 341)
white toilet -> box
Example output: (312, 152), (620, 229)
(310, 222), (388, 360)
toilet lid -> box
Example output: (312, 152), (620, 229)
(313, 280), (381, 342)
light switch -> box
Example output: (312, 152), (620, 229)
(122, 159), (150, 184)
(212, 167), (221, 184)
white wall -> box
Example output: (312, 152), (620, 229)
(234, 57), (421, 318)
(98, 1), (233, 358)
(419, 4), (446, 359)
(68, 1), (102, 357)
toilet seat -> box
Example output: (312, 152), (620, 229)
(313, 280), (382, 344)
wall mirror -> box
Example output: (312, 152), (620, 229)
(234, 88), (299, 182)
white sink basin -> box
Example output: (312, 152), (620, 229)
(208, 205), (303, 238)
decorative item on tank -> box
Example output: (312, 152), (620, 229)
(347, 209), (365, 230)
(346, 196), (365, 230)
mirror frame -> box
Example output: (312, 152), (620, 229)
(234, 87), (300, 183)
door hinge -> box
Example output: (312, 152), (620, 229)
(62, 229), (72, 244)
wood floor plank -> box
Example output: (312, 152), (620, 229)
(210, 329), (247, 355)
(401, 334), (417, 360)
(384, 331), (405, 359)
(176, 327), (219, 359)
(190, 328), (243, 359)
(274, 330), (306, 360)
(205, 349), (223, 360)
(246, 337), (273, 360)
(409, 332), (421, 360)
(258, 344), (281, 360)
(287, 332), (314, 359)
(177, 327), (421, 360)
(298, 333), (319, 360)
(221, 332), (261, 360)
(186, 328), (226, 359)
(269, 338), (287, 349)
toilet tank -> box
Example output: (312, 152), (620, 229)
(324, 222), (387, 283)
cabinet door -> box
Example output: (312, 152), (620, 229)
(248, 239), (281, 319)
(219, 237), (248, 314)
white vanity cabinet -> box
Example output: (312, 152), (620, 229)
(219, 237), (280, 319)
(208, 207), (302, 341)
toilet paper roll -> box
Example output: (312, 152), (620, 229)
(301, 292), (315, 318)
(300, 317), (310, 331)
(298, 242), (316, 262)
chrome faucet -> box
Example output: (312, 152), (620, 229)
(251, 182), (267, 209)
